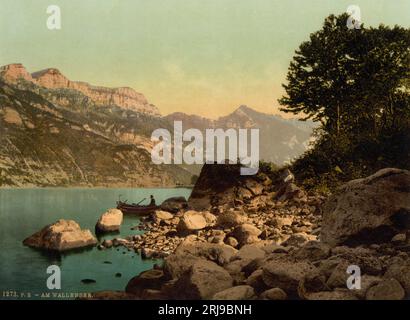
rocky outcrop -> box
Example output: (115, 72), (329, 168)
(113, 234), (410, 300)
(96, 209), (123, 233)
(23, 219), (97, 251)
(321, 168), (410, 246)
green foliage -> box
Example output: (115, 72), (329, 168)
(259, 160), (279, 175)
(279, 13), (410, 191)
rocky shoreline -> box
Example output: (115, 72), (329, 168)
(23, 164), (410, 300)
(92, 165), (410, 300)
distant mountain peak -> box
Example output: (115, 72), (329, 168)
(0, 63), (160, 116)
(31, 67), (65, 78)
(0, 63), (33, 83)
(31, 67), (70, 88)
(237, 105), (253, 112)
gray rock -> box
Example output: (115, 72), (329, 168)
(321, 168), (410, 246)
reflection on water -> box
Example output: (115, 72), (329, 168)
(0, 188), (191, 300)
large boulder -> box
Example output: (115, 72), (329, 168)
(177, 210), (207, 235)
(164, 242), (237, 279)
(321, 168), (410, 246)
(160, 197), (188, 213)
(262, 257), (317, 296)
(172, 259), (234, 299)
(365, 278), (405, 300)
(96, 208), (123, 232)
(188, 163), (243, 211)
(23, 219), (97, 251)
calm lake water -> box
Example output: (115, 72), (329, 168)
(0, 188), (191, 300)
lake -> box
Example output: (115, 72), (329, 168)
(0, 188), (191, 300)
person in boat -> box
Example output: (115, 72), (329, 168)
(149, 195), (156, 206)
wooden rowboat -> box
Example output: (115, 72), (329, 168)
(116, 200), (159, 215)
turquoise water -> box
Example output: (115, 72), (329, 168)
(0, 188), (191, 300)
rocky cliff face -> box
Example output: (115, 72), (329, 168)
(0, 79), (190, 187)
(1, 64), (160, 116)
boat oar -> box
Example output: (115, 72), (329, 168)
(136, 198), (146, 205)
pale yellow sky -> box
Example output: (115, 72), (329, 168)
(1, 0), (409, 118)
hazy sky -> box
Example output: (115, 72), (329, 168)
(0, 0), (409, 118)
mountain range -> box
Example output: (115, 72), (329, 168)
(0, 63), (314, 187)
